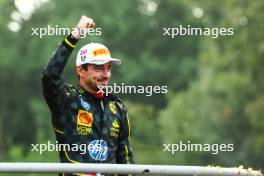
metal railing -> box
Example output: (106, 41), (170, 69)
(0, 163), (262, 175)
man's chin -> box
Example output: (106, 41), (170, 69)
(97, 82), (108, 88)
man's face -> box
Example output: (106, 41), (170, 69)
(77, 63), (112, 92)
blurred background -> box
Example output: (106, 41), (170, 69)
(0, 0), (263, 175)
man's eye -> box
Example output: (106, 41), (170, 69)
(94, 66), (103, 69)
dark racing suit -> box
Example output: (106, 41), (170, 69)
(41, 35), (134, 176)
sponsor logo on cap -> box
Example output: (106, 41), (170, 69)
(80, 49), (87, 55)
(93, 48), (110, 57)
(80, 49), (87, 61)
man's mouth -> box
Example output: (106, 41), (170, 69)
(97, 79), (108, 85)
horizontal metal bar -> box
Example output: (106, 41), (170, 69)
(0, 163), (262, 176)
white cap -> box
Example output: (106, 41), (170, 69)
(76, 43), (121, 66)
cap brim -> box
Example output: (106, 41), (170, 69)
(88, 58), (121, 65)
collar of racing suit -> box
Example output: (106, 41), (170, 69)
(77, 85), (105, 99)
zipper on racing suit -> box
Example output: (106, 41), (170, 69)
(96, 99), (105, 164)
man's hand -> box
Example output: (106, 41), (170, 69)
(71, 15), (95, 39)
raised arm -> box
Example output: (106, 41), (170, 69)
(42, 15), (95, 113)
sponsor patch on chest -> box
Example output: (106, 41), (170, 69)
(76, 110), (93, 135)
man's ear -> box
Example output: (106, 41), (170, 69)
(76, 66), (85, 78)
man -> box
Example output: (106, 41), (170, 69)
(42, 15), (134, 176)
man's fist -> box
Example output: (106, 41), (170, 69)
(76, 15), (95, 29)
(71, 15), (95, 39)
